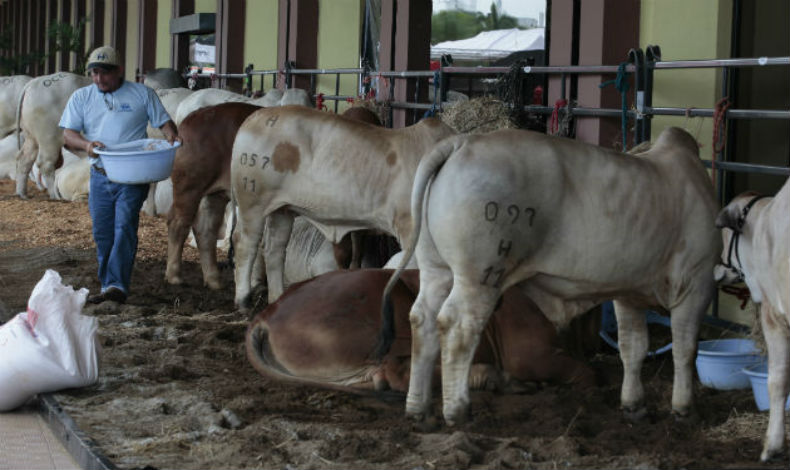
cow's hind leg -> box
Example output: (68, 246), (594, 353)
(262, 210), (294, 304)
(192, 194), (230, 289)
(406, 265), (451, 423)
(233, 208), (267, 309)
(613, 300), (649, 418)
(668, 287), (711, 417)
(14, 137), (37, 198)
(165, 187), (204, 286)
(759, 303), (790, 462)
(439, 279), (498, 426)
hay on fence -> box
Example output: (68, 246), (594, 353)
(439, 96), (517, 134)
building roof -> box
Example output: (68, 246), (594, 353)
(431, 27), (544, 61)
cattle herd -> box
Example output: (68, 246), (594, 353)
(0, 70), (788, 463)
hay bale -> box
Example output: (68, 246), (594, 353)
(439, 96), (517, 134)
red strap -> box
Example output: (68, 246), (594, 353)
(551, 99), (567, 135)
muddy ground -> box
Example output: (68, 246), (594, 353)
(0, 179), (786, 470)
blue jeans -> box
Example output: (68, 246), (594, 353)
(88, 167), (149, 294)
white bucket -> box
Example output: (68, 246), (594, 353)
(96, 138), (180, 184)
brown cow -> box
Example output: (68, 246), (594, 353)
(166, 104), (390, 289)
(246, 269), (594, 393)
(165, 102), (261, 289)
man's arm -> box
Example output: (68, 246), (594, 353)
(63, 128), (104, 157)
(159, 120), (181, 146)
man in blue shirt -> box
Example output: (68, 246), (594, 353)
(60, 46), (181, 304)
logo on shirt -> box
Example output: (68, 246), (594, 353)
(118, 103), (133, 112)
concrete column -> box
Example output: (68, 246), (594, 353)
(276, 0), (317, 91)
(137, 0), (156, 77)
(171, 0), (194, 72)
(576, 0), (639, 149)
(380, 0), (432, 128)
(216, 0), (245, 92)
(548, 0), (639, 148)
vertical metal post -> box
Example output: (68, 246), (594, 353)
(628, 48), (645, 147)
(334, 72), (340, 112)
(643, 45), (660, 142)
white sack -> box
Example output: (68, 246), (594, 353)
(0, 269), (100, 411)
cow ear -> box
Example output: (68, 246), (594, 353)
(715, 204), (741, 231)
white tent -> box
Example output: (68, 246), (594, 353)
(431, 27), (544, 61)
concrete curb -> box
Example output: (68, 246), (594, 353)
(38, 393), (118, 470)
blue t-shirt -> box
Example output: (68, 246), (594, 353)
(59, 80), (172, 165)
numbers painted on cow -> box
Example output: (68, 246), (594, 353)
(266, 115), (279, 127)
(238, 153), (270, 170)
(484, 201), (536, 226)
(498, 239), (512, 257)
(481, 266), (505, 287)
(42, 73), (68, 88)
(242, 177), (256, 193)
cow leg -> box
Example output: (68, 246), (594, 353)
(14, 137), (37, 198)
(37, 142), (62, 199)
(165, 187), (204, 286)
(668, 288), (710, 417)
(759, 303), (790, 462)
(439, 280), (498, 426)
(262, 210), (294, 304)
(406, 265), (452, 422)
(613, 300), (649, 418)
(233, 208), (268, 309)
(192, 194), (229, 289)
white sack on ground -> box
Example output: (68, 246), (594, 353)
(0, 269), (99, 411)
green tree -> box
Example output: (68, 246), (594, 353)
(431, 4), (521, 45)
(0, 28), (45, 75)
(48, 18), (89, 73)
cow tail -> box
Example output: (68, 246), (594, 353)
(227, 190), (238, 269)
(15, 79), (32, 150)
(373, 136), (461, 361)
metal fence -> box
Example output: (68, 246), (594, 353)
(179, 48), (789, 330)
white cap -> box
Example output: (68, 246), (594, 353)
(87, 46), (121, 70)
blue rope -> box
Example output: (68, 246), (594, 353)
(423, 70), (441, 119)
(599, 62), (630, 151)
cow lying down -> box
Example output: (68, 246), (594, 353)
(246, 269), (594, 394)
(715, 185), (790, 462)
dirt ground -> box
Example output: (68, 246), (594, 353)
(0, 178), (787, 470)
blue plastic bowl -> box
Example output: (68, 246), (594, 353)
(742, 363), (790, 411)
(695, 339), (764, 390)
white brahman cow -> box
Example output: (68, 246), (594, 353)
(0, 133), (19, 180)
(230, 106), (456, 307)
(0, 75), (32, 137)
(53, 148), (89, 201)
(377, 127), (720, 426)
(14, 72), (91, 199)
(715, 182), (790, 462)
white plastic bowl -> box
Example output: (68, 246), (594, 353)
(742, 363), (790, 411)
(695, 338), (764, 390)
(96, 138), (180, 184)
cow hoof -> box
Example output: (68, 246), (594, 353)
(760, 446), (786, 462)
(621, 405), (647, 422)
(166, 275), (183, 285)
(671, 407), (697, 423)
(411, 415), (440, 433)
(16, 192), (28, 200)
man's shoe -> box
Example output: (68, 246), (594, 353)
(87, 292), (106, 304)
(103, 287), (127, 304)
(87, 288), (127, 305)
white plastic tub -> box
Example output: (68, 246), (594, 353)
(96, 138), (180, 184)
